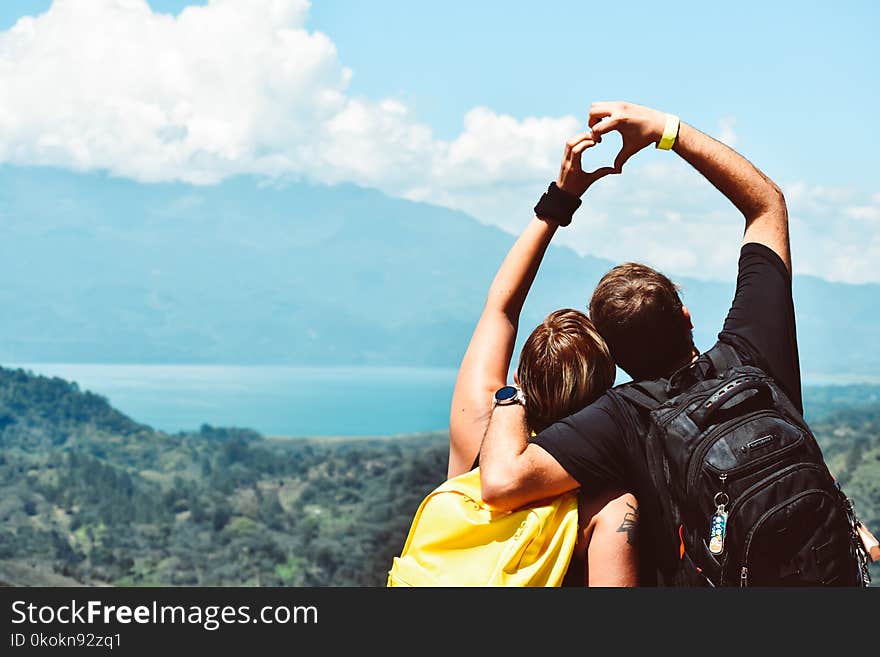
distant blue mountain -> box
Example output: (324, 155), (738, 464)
(0, 166), (876, 376)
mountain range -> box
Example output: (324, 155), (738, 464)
(0, 165), (876, 376)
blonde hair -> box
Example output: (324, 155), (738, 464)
(516, 309), (615, 434)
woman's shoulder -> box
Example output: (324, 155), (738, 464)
(562, 390), (629, 433)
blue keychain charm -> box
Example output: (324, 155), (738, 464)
(709, 492), (729, 555)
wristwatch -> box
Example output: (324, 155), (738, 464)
(493, 385), (526, 407)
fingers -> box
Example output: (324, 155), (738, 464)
(590, 115), (624, 138)
(581, 165), (619, 192)
(569, 136), (597, 170)
(588, 101), (628, 137)
(570, 137), (596, 157)
(613, 142), (641, 172)
(588, 101), (622, 127)
(587, 101), (615, 128)
(565, 132), (595, 154)
(585, 165), (617, 181)
(561, 102), (637, 190)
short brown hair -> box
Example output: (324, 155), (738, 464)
(516, 309), (615, 433)
(589, 263), (693, 380)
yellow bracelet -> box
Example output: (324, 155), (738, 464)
(656, 113), (680, 150)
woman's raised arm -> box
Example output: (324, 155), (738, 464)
(447, 216), (558, 478)
(447, 132), (615, 479)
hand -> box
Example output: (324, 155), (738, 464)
(588, 101), (668, 171)
(556, 133), (618, 198)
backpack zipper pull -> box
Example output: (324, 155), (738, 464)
(740, 566), (748, 587)
(708, 474), (729, 556)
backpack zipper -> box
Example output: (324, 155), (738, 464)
(738, 488), (831, 587)
(724, 462), (824, 525)
(704, 430), (805, 482)
(685, 410), (776, 496)
(717, 462), (824, 585)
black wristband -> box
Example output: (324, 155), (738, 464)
(533, 182), (582, 227)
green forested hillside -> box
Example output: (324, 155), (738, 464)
(0, 366), (447, 586)
(0, 366), (876, 586)
(805, 386), (880, 584)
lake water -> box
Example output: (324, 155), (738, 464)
(7, 363), (879, 437)
(8, 363), (458, 437)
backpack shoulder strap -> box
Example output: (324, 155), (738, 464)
(614, 380), (667, 412)
(613, 381), (682, 579)
(706, 341), (742, 374)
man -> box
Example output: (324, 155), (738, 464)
(478, 100), (799, 585)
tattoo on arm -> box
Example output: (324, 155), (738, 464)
(616, 502), (639, 546)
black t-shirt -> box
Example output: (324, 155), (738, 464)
(530, 242), (801, 585)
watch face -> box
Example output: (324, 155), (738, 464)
(494, 385), (519, 403)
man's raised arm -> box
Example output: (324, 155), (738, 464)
(479, 400), (580, 511)
(589, 101), (791, 272)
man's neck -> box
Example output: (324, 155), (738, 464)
(660, 347), (701, 379)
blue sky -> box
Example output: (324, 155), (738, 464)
(308, 1), (879, 189)
(0, 1), (878, 282)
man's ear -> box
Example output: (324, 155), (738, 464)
(682, 305), (693, 329)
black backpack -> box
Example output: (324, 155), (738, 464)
(613, 342), (871, 587)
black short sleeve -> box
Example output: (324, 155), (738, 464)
(529, 394), (630, 496)
(718, 242), (803, 413)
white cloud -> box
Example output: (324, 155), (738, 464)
(544, 161), (880, 285)
(846, 206), (880, 220)
(0, 0), (575, 192)
(1, 0), (353, 183)
(718, 116), (737, 147)
(0, 0), (878, 284)
(553, 158), (745, 280)
(785, 182), (857, 212)
(787, 187), (880, 283)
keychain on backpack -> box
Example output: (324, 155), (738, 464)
(709, 491), (729, 555)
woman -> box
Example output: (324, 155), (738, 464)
(448, 131), (638, 586)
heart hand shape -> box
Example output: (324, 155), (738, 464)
(556, 132), (620, 198)
(580, 130), (628, 177)
(557, 101), (668, 198)
(588, 100), (669, 171)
